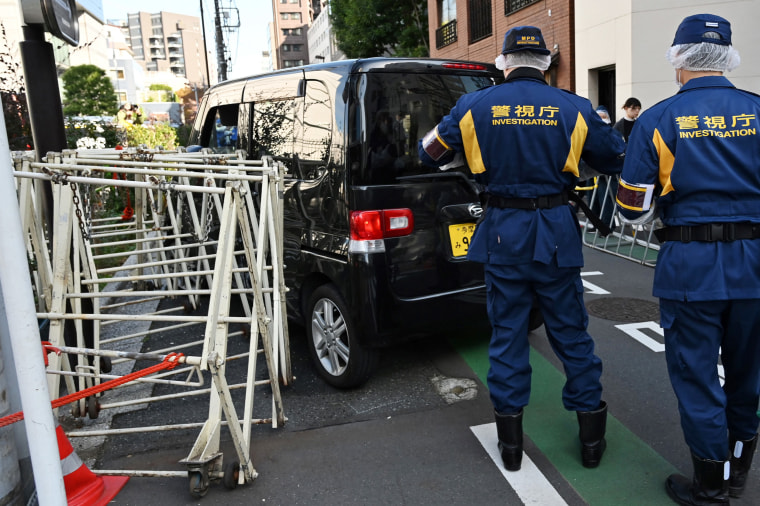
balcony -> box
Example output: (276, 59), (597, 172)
(435, 20), (457, 49)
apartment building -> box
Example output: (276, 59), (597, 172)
(307, 0), (344, 63)
(428, 0), (574, 91)
(270, 0), (321, 69)
(575, 0), (760, 120)
(121, 11), (209, 88)
(427, 0), (760, 122)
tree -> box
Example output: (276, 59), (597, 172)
(61, 64), (119, 116)
(1, 20), (32, 150)
(330, 0), (429, 58)
(148, 83), (175, 102)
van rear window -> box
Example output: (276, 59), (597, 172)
(354, 72), (498, 185)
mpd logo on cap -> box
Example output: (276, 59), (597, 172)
(672, 13), (732, 46)
(502, 26), (551, 55)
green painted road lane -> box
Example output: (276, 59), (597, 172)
(452, 333), (678, 506)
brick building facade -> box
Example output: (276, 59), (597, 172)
(428, 0), (574, 91)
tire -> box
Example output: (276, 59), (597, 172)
(305, 284), (378, 389)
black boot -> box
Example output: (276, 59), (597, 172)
(577, 401), (607, 468)
(729, 433), (757, 498)
(495, 409), (523, 471)
(666, 454), (729, 505)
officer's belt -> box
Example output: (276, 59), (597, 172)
(654, 223), (760, 242)
(486, 192), (568, 210)
(485, 190), (613, 237)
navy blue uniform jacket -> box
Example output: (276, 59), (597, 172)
(419, 68), (626, 267)
(617, 76), (760, 301)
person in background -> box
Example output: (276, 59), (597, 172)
(616, 13), (760, 506)
(116, 103), (143, 127)
(613, 97), (641, 142)
(418, 25), (626, 472)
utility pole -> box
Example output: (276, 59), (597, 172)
(199, 0), (211, 86)
(213, 0), (227, 81)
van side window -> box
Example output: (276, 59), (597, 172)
(295, 80), (331, 179)
(200, 104), (239, 153)
(354, 72), (497, 185)
(252, 98), (297, 173)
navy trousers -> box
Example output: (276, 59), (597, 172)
(661, 298), (760, 460)
(484, 260), (603, 414)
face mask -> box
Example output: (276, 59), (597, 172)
(674, 69), (683, 89)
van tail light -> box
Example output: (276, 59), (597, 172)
(443, 62), (487, 71)
(349, 209), (414, 253)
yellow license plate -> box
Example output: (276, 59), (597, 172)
(449, 223), (476, 257)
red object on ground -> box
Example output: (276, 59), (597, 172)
(55, 423), (129, 505)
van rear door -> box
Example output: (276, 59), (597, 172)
(348, 65), (501, 300)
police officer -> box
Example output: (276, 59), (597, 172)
(418, 26), (626, 471)
(616, 14), (760, 505)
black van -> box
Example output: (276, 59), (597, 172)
(189, 58), (541, 388)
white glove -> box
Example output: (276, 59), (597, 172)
(439, 152), (464, 171)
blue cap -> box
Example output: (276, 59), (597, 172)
(672, 14), (731, 46)
(501, 26), (551, 55)
(595, 106), (609, 115)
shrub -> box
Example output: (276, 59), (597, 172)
(126, 122), (178, 149)
(64, 117), (123, 149)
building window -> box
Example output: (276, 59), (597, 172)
(436, 20), (458, 49)
(439, 0), (456, 25)
(505, 0), (540, 15)
(283, 59), (304, 67)
(117, 91), (128, 103)
(469, 0), (492, 43)
(281, 12), (302, 21)
(114, 69), (125, 79)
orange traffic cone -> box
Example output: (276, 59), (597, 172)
(55, 422), (129, 506)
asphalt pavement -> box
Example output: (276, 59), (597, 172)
(61, 246), (759, 506)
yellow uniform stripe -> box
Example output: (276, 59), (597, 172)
(459, 110), (487, 174)
(653, 128), (675, 196)
(562, 112), (588, 177)
(436, 129), (451, 150)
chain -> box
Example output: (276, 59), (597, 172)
(82, 178), (92, 238)
(70, 182), (90, 241)
(196, 195), (214, 243)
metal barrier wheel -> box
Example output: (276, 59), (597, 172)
(223, 460), (240, 489)
(188, 470), (209, 498)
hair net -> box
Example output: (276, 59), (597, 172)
(495, 51), (551, 71)
(666, 38), (740, 72)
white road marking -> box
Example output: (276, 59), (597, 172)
(616, 322), (725, 385)
(580, 271), (610, 294)
(471, 423), (568, 505)
(615, 321), (664, 352)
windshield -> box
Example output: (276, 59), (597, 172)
(352, 72), (499, 185)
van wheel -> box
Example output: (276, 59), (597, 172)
(306, 284), (377, 389)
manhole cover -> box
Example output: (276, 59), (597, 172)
(586, 297), (660, 323)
